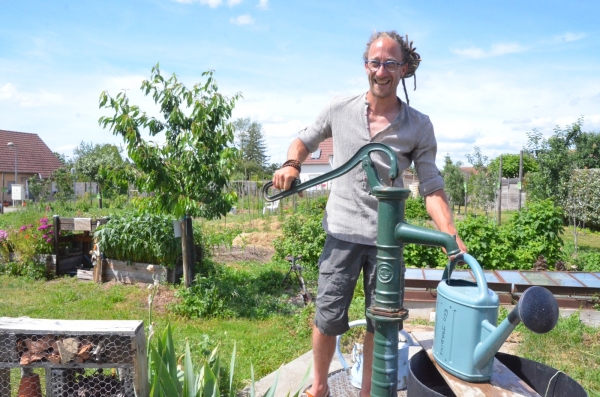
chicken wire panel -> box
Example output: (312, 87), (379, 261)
(12, 333), (135, 367)
(0, 319), (147, 397)
(50, 368), (134, 397)
(0, 367), (46, 397)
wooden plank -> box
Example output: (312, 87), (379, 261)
(0, 318), (143, 335)
(77, 269), (94, 281)
(104, 259), (168, 284)
(411, 331), (540, 397)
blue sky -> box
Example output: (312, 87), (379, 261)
(1, 0), (599, 168)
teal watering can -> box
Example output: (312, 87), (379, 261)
(433, 253), (560, 382)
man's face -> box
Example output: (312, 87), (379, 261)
(365, 37), (407, 100)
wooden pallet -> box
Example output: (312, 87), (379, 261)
(410, 331), (540, 397)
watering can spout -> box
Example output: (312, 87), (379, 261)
(473, 286), (559, 370)
(395, 222), (460, 256)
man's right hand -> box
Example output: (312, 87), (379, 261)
(272, 166), (300, 191)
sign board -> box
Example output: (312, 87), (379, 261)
(12, 185), (23, 200)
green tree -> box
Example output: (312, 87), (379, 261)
(50, 167), (75, 203)
(73, 142), (128, 206)
(99, 64), (240, 287)
(27, 175), (49, 203)
(441, 154), (465, 212)
(572, 131), (600, 169)
(488, 153), (539, 179)
(233, 118), (269, 179)
(466, 147), (497, 214)
(525, 119), (584, 203)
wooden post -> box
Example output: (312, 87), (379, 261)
(185, 216), (195, 282)
(53, 215), (60, 275)
(497, 156), (503, 225)
(464, 179), (468, 216)
(518, 150), (524, 211)
(93, 243), (104, 284)
(180, 216), (194, 288)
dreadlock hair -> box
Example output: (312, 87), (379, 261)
(363, 30), (422, 105)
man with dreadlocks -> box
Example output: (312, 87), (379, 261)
(272, 30), (467, 397)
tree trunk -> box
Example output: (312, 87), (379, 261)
(181, 215), (195, 288)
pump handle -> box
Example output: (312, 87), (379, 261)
(263, 142), (398, 202)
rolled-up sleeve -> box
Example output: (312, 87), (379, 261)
(298, 103), (332, 153)
(414, 118), (445, 196)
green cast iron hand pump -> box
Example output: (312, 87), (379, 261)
(264, 143), (459, 397)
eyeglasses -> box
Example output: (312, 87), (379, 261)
(365, 60), (406, 73)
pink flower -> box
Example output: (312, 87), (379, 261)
(43, 234), (48, 239)
(46, 238), (52, 243)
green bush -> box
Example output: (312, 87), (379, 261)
(273, 214), (326, 268)
(562, 243), (600, 272)
(94, 211), (181, 267)
(456, 200), (565, 269)
(506, 199), (564, 267)
(456, 216), (513, 269)
(297, 194), (328, 217)
(172, 261), (295, 319)
(405, 196), (430, 221)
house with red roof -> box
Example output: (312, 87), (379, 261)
(300, 138), (334, 191)
(0, 129), (64, 204)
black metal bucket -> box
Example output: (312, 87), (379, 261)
(408, 350), (588, 397)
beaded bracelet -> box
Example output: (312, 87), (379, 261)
(281, 159), (301, 172)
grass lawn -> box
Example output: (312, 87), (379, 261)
(1, 207), (599, 395)
(0, 270), (312, 388)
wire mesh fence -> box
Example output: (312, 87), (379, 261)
(230, 180), (330, 220)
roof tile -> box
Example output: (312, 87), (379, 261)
(0, 129), (64, 179)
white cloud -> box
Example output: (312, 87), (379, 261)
(0, 83), (63, 107)
(230, 14), (254, 25)
(227, 0), (243, 6)
(257, 0), (268, 9)
(171, 0), (223, 7)
(453, 42), (527, 59)
(555, 32), (586, 43)
(0, 83), (17, 100)
(503, 117), (531, 125)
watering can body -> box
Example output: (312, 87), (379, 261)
(433, 254), (500, 382)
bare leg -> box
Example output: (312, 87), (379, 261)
(360, 331), (374, 397)
(307, 325), (335, 397)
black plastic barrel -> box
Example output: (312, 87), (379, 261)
(408, 350), (588, 397)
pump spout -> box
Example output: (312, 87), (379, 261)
(395, 222), (460, 257)
(473, 286), (559, 370)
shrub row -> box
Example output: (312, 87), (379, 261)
(275, 198), (568, 270)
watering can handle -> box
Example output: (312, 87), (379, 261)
(263, 142), (399, 202)
(442, 253), (489, 301)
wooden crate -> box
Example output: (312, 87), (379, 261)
(104, 259), (183, 284)
(0, 317), (147, 397)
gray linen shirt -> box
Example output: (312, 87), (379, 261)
(298, 93), (445, 246)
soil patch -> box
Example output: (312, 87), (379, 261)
(213, 244), (274, 264)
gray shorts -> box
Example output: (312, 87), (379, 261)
(314, 234), (379, 336)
